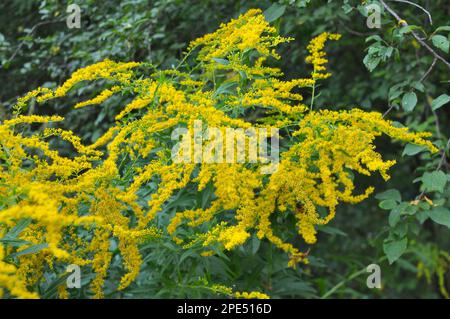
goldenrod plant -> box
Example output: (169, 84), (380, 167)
(0, 7), (447, 299)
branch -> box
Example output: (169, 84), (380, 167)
(6, 19), (65, 64)
(437, 138), (450, 172)
(382, 104), (394, 118)
(417, 57), (441, 139)
(419, 57), (437, 82)
(380, 0), (450, 69)
(389, 0), (433, 25)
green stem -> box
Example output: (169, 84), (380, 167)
(310, 82), (316, 110)
(321, 256), (387, 299)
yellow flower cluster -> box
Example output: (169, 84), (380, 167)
(305, 32), (341, 80)
(0, 246), (39, 299)
(74, 86), (121, 109)
(235, 291), (270, 299)
(189, 9), (291, 78)
(0, 9), (437, 299)
(210, 283), (269, 299)
(0, 68), (161, 297)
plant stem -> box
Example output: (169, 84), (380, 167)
(310, 82), (316, 110)
(321, 256), (387, 299)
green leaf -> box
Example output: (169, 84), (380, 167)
(399, 25), (417, 35)
(398, 25), (424, 36)
(0, 238), (30, 247)
(401, 203), (417, 215)
(263, 4), (286, 23)
(402, 143), (426, 156)
(411, 81), (425, 92)
(379, 199), (398, 210)
(427, 207), (450, 228)
(4, 218), (32, 239)
(393, 223), (408, 238)
(9, 243), (48, 258)
(342, 4), (353, 14)
(296, 0), (311, 7)
(0, 218), (32, 247)
(389, 86), (403, 101)
(416, 210), (429, 224)
(382, 46), (394, 60)
(318, 225), (348, 236)
(213, 81), (237, 97)
(365, 35), (383, 43)
(383, 237), (407, 264)
(420, 171), (447, 193)
(431, 35), (449, 53)
(41, 272), (74, 299)
(179, 249), (197, 265)
(401, 91), (417, 112)
(211, 58), (230, 65)
(434, 26), (450, 33)
(363, 54), (381, 72)
(431, 94), (450, 111)
(389, 209), (401, 227)
(376, 189), (402, 202)
(251, 236), (261, 254)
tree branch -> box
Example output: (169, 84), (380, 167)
(389, 0), (433, 25)
(419, 57), (437, 82)
(380, 0), (450, 69)
(6, 19), (65, 64)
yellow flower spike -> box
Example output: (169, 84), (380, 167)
(3, 114), (64, 126)
(305, 32), (341, 80)
(234, 291), (270, 299)
(74, 85), (121, 109)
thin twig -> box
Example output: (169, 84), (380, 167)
(339, 21), (376, 37)
(419, 57), (437, 82)
(419, 57), (441, 138)
(380, 0), (450, 69)
(389, 0), (433, 25)
(428, 102), (441, 139)
(437, 138), (450, 171)
(6, 19), (65, 63)
(382, 104), (395, 118)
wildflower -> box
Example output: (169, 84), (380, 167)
(1, 9), (437, 299)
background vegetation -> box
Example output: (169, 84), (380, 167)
(0, 0), (449, 298)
